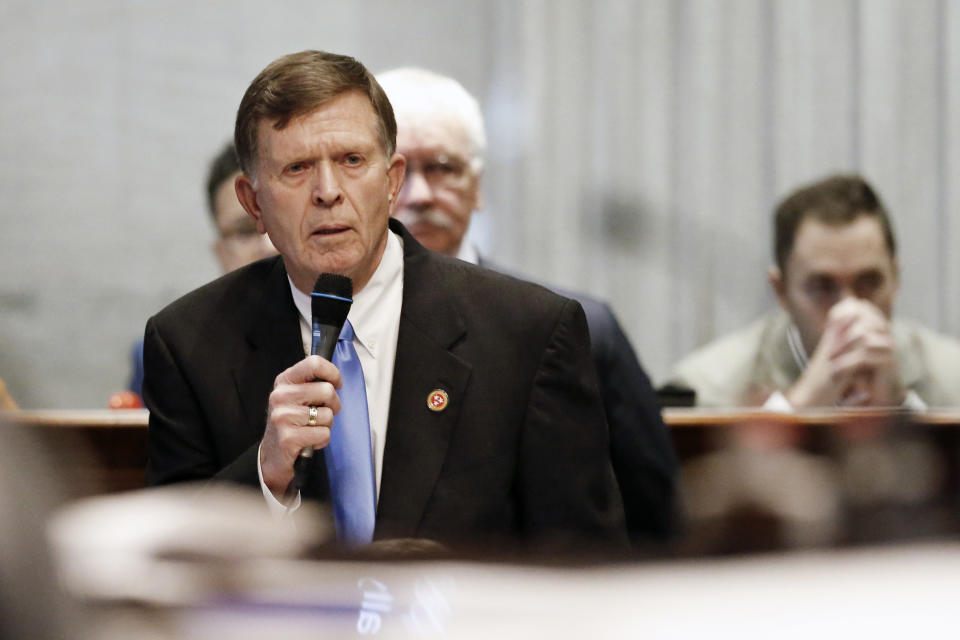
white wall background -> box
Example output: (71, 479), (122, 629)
(1, 0), (958, 408)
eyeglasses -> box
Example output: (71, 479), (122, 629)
(404, 153), (473, 188)
(219, 219), (264, 246)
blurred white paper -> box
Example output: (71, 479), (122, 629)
(47, 484), (331, 603)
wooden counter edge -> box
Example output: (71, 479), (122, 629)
(0, 409), (149, 428)
(5, 407), (960, 429)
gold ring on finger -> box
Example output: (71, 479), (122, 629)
(308, 406), (319, 426)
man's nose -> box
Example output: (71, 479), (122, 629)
(311, 163), (343, 207)
(399, 169), (434, 209)
(827, 288), (857, 311)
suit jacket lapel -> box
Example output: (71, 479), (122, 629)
(233, 257), (303, 430)
(375, 220), (473, 539)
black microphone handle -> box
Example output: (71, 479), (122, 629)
(310, 320), (341, 361)
(288, 320), (344, 496)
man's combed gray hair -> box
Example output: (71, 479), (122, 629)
(377, 67), (487, 172)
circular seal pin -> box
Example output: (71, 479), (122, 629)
(427, 389), (449, 412)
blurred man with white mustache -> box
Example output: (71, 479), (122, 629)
(379, 68), (678, 543)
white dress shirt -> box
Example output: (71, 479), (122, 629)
(259, 230), (404, 513)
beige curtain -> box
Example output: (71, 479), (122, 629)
(481, 0), (960, 382)
(1, 0), (956, 405)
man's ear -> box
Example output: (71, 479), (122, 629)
(386, 153), (406, 212)
(235, 173), (267, 234)
(768, 265), (789, 310)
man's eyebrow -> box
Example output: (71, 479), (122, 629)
(854, 268), (885, 280)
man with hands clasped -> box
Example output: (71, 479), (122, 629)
(786, 297), (904, 409)
(670, 174), (960, 409)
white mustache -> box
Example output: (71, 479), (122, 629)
(394, 207), (456, 231)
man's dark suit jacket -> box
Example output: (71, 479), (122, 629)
(143, 220), (628, 555)
(558, 293), (677, 541)
(478, 258), (677, 542)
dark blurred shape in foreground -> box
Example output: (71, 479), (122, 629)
(0, 417), (91, 640)
(671, 408), (960, 556)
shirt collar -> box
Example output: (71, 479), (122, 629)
(786, 322), (809, 371)
(288, 230), (404, 359)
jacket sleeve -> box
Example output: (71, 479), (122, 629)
(143, 317), (260, 488)
(519, 297), (630, 556)
(592, 304), (679, 542)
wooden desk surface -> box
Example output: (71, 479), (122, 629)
(8, 407), (960, 429)
(1, 408), (148, 427)
(1, 409), (149, 495)
(5, 407), (960, 496)
(663, 407), (960, 427)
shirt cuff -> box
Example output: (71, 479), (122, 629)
(763, 389), (927, 412)
(762, 390), (794, 413)
(257, 440), (300, 516)
(902, 390), (927, 411)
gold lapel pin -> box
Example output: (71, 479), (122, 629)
(427, 389), (449, 412)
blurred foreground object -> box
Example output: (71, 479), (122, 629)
(0, 418), (91, 639)
(39, 484), (960, 640)
(4, 409), (148, 494)
(48, 484), (331, 603)
(39, 457), (960, 638)
(671, 408), (957, 555)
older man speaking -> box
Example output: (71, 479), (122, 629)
(144, 51), (628, 556)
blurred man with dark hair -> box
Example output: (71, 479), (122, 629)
(378, 67), (677, 543)
(670, 173), (960, 408)
(128, 143), (277, 397)
(207, 142), (279, 273)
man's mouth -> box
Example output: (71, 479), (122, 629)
(312, 225), (350, 236)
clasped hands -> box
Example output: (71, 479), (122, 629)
(787, 298), (906, 408)
(260, 355), (343, 498)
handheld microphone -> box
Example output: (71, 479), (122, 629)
(289, 272), (353, 495)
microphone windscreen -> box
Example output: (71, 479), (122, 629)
(311, 273), (353, 326)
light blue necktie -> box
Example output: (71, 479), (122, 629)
(324, 320), (376, 544)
